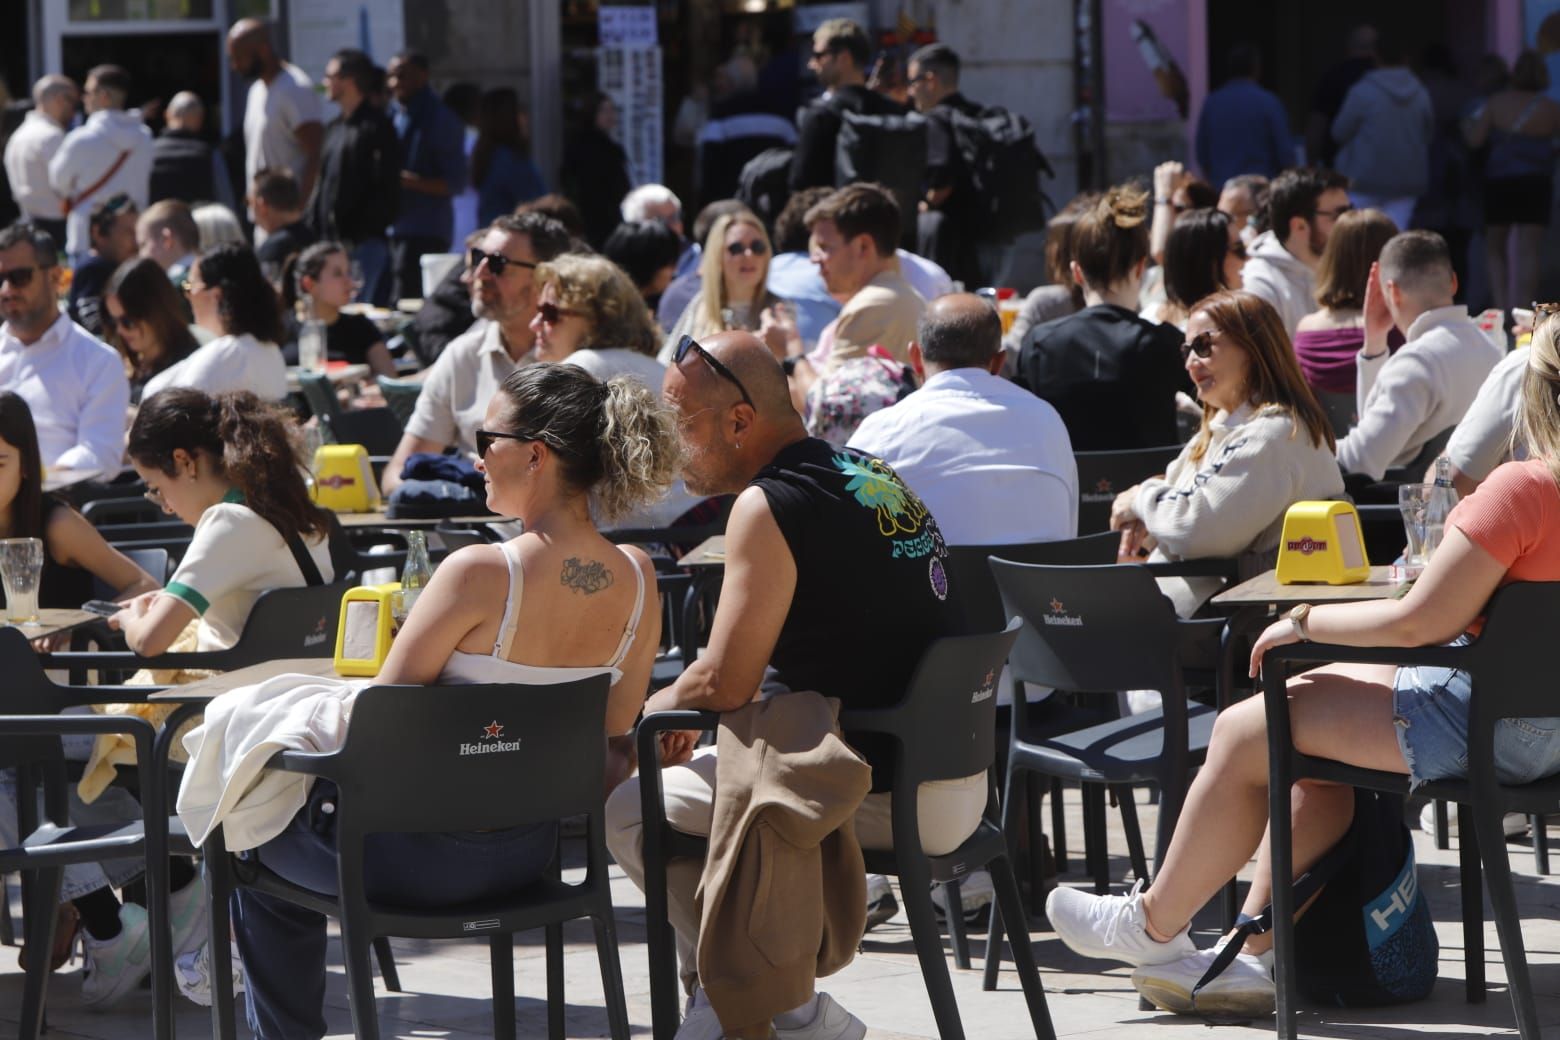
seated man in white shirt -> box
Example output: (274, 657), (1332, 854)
(1436, 335), (1534, 496)
(0, 224), (129, 474)
(848, 292), (1077, 544)
(1336, 231), (1502, 481)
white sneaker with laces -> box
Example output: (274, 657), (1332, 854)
(675, 987), (725, 1040)
(168, 876), (208, 957)
(1132, 941), (1276, 1017)
(931, 869), (995, 926)
(174, 940), (245, 1007)
(1418, 803), (1531, 839)
(1044, 878), (1195, 967)
(81, 903), (152, 1010)
(773, 992), (866, 1040)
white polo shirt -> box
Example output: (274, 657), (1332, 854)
(0, 314), (129, 473)
(404, 320), (531, 456)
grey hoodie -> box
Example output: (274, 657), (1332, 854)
(1332, 68), (1434, 198)
(1240, 230), (1314, 337)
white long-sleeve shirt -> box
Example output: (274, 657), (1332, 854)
(1135, 402), (1345, 614)
(48, 109), (153, 257)
(3, 111), (67, 221)
(1336, 305), (1503, 480)
(0, 315), (129, 473)
(143, 333), (288, 402)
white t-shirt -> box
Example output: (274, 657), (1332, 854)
(1446, 345), (1529, 482)
(163, 500), (334, 651)
(563, 348), (667, 390)
(244, 63), (325, 187)
(143, 333), (288, 402)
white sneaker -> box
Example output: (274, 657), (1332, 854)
(168, 875), (208, 957)
(865, 873), (898, 930)
(931, 869), (994, 929)
(81, 903), (152, 1009)
(773, 992), (866, 1040)
(1132, 942), (1275, 1017)
(174, 941), (244, 1007)
(1418, 803), (1531, 839)
(1044, 879), (1195, 967)
(675, 987), (724, 1040)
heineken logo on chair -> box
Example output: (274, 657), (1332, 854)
(460, 720), (522, 756)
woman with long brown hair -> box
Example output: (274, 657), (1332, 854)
(102, 257), (200, 401)
(1110, 290), (1344, 615)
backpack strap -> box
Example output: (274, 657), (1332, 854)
(1188, 825), (1359, 1008)
(285, 530), (326, 587)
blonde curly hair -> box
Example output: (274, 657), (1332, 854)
(533, 253), (660, 357)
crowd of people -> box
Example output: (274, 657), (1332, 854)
(2, 13), (1559, 1040)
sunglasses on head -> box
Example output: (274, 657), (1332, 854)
(468, 247), (536, 277)
(536, 301), (585, 325)
(1535, 301), (1560, 323)
(0, 265), (38, 290)
(673, 334), (755, 409)
(475, 428), (531, 458)
(1180, 331), (1215, 362)
(726, 240), (768, 258)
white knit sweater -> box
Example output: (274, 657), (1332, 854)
(1135, 402), (1346, 614)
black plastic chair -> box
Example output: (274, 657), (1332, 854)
(81, 496), (162, 526)
(987, 559), (1220, 909)
(636, 622), (1055, 1040)
(1262, 581), (1560, 1040)
(203, 679), (630, 1040)
(299, 371), (405, 456)
(1073, 444), (1183, 533)
(375, 375), (423, 429)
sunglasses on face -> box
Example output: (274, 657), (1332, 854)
(673, 334), (755, 409)
(536, 301), (585, 325)
(0, 265), (39, 290)
(1180, 331), (1216, 362)
(811, 47), (835, 60)
(475, 428), (531, 457)
(469, 247), (537, 277)
(726, 240), (768, 258)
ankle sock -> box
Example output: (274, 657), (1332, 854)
(74, 888), (123, 941)
(773, 994), (819, 1029)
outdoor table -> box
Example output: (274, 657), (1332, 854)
(334, 508), (508, 529)
(156, 657), (346, 700)
(286, 363), (371, 393)
(9, 609), (98, 643)
(679, 535), (726, 568)
(1211, 564), (1402, 610)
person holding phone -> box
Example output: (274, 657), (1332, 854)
(661, 210), (795, 362)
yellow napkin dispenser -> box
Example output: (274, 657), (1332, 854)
(309, 444), (380, 513)
(334, 582), (401, 676)
(1275, 501), (1370, 585)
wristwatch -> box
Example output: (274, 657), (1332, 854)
(1288, 603), (1312, 642)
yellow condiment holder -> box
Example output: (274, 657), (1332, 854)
(1274, 501), (1370, 585)
(334, 582), (401, 676)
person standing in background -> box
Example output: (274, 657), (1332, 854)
(149, 92), (237, 211)
(1330, 33), (1433, 230)
(1195, 42), (1293, 190)
(227, 18), (324, 224)
(386, 51), (467, 303)
(561, 92), (634, 249)
(443, 82), (482, 249)
(473, 87), (547, 226)
(49, 66), (154, 266)
(4, 75), (78, 251)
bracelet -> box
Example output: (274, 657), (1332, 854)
(781, 356), (798, 376)
(1155, 197), (1171, 206)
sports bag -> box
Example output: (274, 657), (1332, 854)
(736, 147), (795, 231)
(948, 105), (1053, 240)
(1192, 789), (1438, 1010)
(834, 109), (927, 246)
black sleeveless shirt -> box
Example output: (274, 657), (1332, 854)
(752, 438), (959, 790)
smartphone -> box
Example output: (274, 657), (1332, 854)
(80, 599), (122, 618)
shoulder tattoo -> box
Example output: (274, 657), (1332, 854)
(561, 557), (615, 595)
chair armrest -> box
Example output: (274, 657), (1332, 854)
(0, 714), (157, 743)
(835, 707), (902, 739)
(1262, 641), (1466, 671)
(41, 650), (235, 671)
(1146, 557), (1239, 581)
(263, 748), (341, 778)
(635, 710), (720, 765)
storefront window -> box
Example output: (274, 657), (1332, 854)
(67, 0), (215, 20)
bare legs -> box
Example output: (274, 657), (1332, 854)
(1138, 663), (1408, 945)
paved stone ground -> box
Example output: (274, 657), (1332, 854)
(2, 796), (1556, 1038)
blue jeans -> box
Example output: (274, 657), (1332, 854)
(1393, 647), (1560, 788)
(232, 781), (557, 1039)
(351, 237), (391, 308)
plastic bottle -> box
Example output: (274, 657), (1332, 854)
(298, 296), (327, 373)
(398, 530), (433, 617)
(1423, 457), (1459, 561)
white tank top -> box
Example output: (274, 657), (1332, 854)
(437, 539), (647, 687)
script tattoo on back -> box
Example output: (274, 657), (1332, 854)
(561, 557), (614, 595)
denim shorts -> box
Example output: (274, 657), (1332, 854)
(1393, 653), (1560, 789)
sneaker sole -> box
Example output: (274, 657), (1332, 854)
(1133, 975), (1275, 1018)
(865, 896), (898, 930)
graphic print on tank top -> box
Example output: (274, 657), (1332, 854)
(831, 451), (950, 601)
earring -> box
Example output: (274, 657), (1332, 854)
(734, 441), (742, 450)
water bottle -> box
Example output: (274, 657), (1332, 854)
(1422, 457), (1459, 561)
(298, 297), (327, 373)
(397, 530), (433, 620)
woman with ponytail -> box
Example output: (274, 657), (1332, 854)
(211, 363), (679, 1039)
(1014, 183), (1188, 450)
(111, 388), (335, 655)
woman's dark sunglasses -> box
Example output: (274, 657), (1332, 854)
(673, 334), (755, 409)
(1180, 331), (1215, 362)
(468, 247), (537, 277)
(1229, 241), (1248, 261)
(726, 240), (768, 257)
(475, 428), (531, 457)
(536, 301), (585, 325)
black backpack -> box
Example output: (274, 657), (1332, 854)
(948, 105), (1054, 241)
(1193, 789), (1438, 1012)
(736, 146), (796, 231)
(834, 108), (927, 247)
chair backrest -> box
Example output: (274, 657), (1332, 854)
(1461, 582), (1560, 732)
(218, 582), (352, 668)
(990, 558), (1181, 693)
(82, 496), (162, 525)
(330, 678), (610, 838)
(298, 371), (345, 425)
(329, 407), (405, 456)
(944, 533), (1118, 633)
(434, 524), (497, 553)
(96, 520), (196, 542)
(1074, 444), (1183, 533)
(376, 375), (424, 428)
(0, 627), (69, 769)
(872, 620), (1022, 786)
(93, 546), (170, 599)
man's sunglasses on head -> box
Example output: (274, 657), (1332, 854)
(673, 334), (754, 409)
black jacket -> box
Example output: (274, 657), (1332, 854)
(310, 102), (400, 245)
(788, 85), (908, 191)
(150, 129), (217, 204)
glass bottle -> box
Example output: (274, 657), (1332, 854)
(298, 295), (327, 373)
(398, 530), (433, 619)
(1422, 456), (1459, 561)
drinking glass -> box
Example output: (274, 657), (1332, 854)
(1397, 485), (1434, 568)
(0, 537), (44, 624)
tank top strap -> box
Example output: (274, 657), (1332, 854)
(605, 546), (648, 669)
(493, 540), (525, 659)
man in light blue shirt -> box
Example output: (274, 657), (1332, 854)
(848, 293), (1076, 544)
(1195, 41), (1294, 190)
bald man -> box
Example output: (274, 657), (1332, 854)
(849, 293), (1077, 544)
(605, 331), (964, 1040)
(150, 91), (237, 209)
(228, 18), (323, 208)
(4, 74), (78, 248)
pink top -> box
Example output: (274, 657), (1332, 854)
(1292, 326), (1406, 396)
